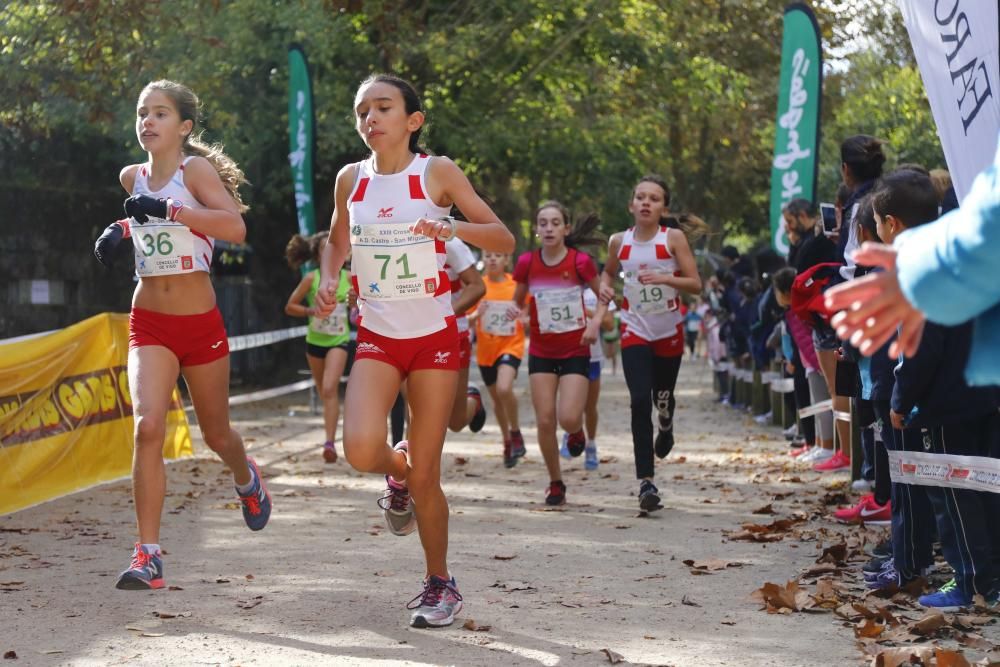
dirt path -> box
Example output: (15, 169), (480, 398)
(0, 360), (931, 665)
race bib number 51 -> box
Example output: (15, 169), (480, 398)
(351, 222), (439, 301)
(535, 286), (585, 334)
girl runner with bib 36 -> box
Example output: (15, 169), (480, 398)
(600, 176), (704, 512)
(284, 232), (352, 463)
(314, 74), (514, 628)
(513, 202), (607, 506)
(92, 80), (271, 591)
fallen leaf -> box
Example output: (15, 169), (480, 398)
(816, 543), (847, 565)
(751, 580), (810, 612)
(493, 554), (517, 561)
(752, 504), (776, 515)
(681, 595), (701, 607)
(153, 610), (191, 619)
(221, 502), (241, 510)
(461, 619), (491, 632)
(245, 574), (254, 581)
(167, 585), (184, 591)
(911, 611), (946, 635)
(600, 648), (626, 664)
(139, 632), (165, 638)
(682, 559), (744, 572)
(872, 647), (935, 667)
(237, 596), (263, 610)
(935, 649), (972, 667)
(3, 651), (15, 660)
(454, 457), (468, 465)
(491, 581), (535, 591)
(855, 618), (885, 639)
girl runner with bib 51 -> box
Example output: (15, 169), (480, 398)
(313, 74), (514, 629)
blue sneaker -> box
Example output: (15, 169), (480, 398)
(584, 443), (598, 471)
(237, 457), (272, 531)
(559, 433), (571, 459)
(918, 579), (997, 611)
(866, 560), (900, 590)
(115, 543), (164, 590)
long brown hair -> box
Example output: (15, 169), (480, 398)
(141, 79), (249, 212)
(534, 199), (604, 250)
(285, 232), (326, 270)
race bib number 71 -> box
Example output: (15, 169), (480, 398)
(351, 222), (439, 301)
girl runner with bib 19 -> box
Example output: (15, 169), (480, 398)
(92, 79), (271, 591)
(313, 74), (514, 628)
(599, 176), (705, 512)
(512, 202), (607, 506)
(284, 232), (352, 464)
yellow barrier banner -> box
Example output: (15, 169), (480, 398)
(0, 313), (192, 515)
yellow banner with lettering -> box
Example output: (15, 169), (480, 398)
(0, 313), (192, 515)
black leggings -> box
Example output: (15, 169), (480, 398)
(390, 391), (406, 444)
(622, 345), (682, 479)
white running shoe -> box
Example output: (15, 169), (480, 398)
(803, 447), (834, 464)
(851, 478), (874, 493)
(408, 575), (464, 628)
(377, 441), (416, 536)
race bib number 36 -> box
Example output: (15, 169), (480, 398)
(133, 222), (197, 276)
(481, 300), (517, 336)
(535, 286), (585, 334)
(351, 222), (439, 301)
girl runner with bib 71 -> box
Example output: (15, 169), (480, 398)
(600, 176), (705, 513)
(313, 74), (514, 629)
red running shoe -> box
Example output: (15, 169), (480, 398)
(788, 443), (811, 458)
(813, 449), (850, 472)
(832, 494), (891, 525)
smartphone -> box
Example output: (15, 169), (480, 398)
(819, 202), (837, 235)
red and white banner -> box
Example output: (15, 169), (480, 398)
(888, 449), (1000, 494)
(897, 0), (1000, 201)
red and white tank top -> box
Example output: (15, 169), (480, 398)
(347, 154), (453, 338)
(129, 156), (212, 277)
(618, 226), (682, 341)
(444, 238), (477, 335)
(513, 248), (597, 359)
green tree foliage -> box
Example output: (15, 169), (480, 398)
(0, 0), (947, 334)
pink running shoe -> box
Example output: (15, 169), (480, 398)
(813, 450), (850, 472)
(833, 494), (890, 525)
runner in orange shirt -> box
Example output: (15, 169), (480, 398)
(471, 250), (527, 468)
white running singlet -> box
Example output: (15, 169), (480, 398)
(347, 154), (454, 338)
(130, 156), (211, 277)
(618, 225), (682, 341)
(444, 238), (477, 334)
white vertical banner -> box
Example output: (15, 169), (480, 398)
(897, 0), (1000, 201)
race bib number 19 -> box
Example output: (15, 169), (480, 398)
(351, 222), (439, 301)
(623, 274), (678, 316)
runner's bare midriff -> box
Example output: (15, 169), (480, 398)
(133, 272), (216, 314)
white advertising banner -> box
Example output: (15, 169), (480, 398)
(897, 0), (1000, 201)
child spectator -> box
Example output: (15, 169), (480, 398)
(875, 169), (1000, 608)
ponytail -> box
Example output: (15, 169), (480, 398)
(184, 134), (249, 213)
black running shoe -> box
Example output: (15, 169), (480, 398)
(654, 429), (674, 459)
(639, 480), (663, 512)
(545, 480), (566, 506)
(467, 386), (487, 433)
(566, 430), (586, 457)
(863, 554), (892, 576)
(869, 539), (892, 558)
(510, 430), (526, 460)
(503, 438), (517, 469)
